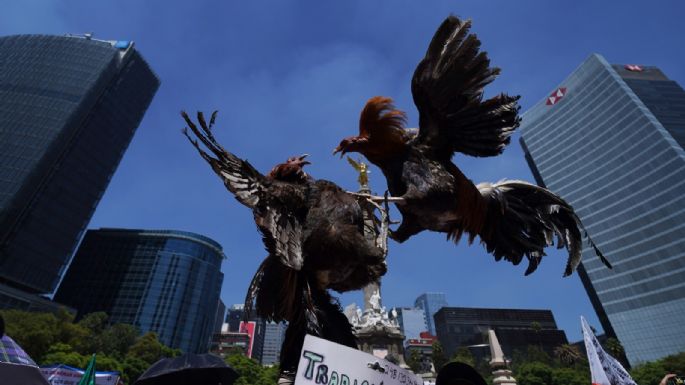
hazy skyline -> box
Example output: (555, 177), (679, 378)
(2, 0), (683, 342)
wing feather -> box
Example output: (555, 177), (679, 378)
(411, 16), (520, 159)
(182, 110), (306, 270)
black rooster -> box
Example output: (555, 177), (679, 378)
(182, 111), (386, 377)
(334, 16), (611, 276)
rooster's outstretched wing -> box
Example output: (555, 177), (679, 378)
(411, 16), (520, 160)
(182, 111), (306, 270)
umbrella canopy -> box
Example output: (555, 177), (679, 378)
(0, 334), (37, 366)
(134, 353), (238, 385)
(0, 362), (51, 385)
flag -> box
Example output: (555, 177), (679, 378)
(77, 354), (96, 385)
(581, 316), (636, 385)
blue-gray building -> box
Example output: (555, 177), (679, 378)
(54, 229), (225, 353)
(519, 53), (685, 364)
(0, 35), (159, 298)
(414, 293), (448, 336)
(260, 321), (287, 365)
(393, 307), (428, 344)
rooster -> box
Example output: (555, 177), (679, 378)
(334, 16), (611, 276)
(182, 111), (386, 377)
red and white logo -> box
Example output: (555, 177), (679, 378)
(546, 87), (567, 105)
(624, 64), (643, 72)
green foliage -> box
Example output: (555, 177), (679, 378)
(661, 351), (685, 373)
(121, 356), (149, 385)
(516, 361), (554, 385)
(99, 323), (139, 359)
(42, 343), (88, 368)
(0, 310), (180, 385)
(407, 349), (422, 373)
(226, 354), (278, 385)
(554, 344), (582, 367)
(451, 346), (475, 367)
(630, 361), (667, 385)
(550, 367), (587, 385)
(431, 340), (447, 371)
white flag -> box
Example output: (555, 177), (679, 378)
(581, 316), (636, 385)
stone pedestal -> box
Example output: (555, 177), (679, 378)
(488, 329), (517, 385)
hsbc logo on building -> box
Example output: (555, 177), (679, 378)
(546, 87), (567, 105)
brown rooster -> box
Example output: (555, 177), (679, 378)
(182, 111), (386, 378)
(334, 16), (611, 276)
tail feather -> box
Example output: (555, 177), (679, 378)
(476, 180), (611, 276)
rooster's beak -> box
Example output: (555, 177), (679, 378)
(299, 154), (311, 165)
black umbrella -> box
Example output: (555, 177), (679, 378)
(134, 353), (239, 385)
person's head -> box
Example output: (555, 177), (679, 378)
(436, 362), (487, 385)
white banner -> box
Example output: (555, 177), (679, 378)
(295, 335), (422, 385)
(581, 316), (636, 385)
(40, 365), (121, 385)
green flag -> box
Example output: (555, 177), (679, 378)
(77, 354), (96, 385)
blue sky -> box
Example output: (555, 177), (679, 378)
(3, 1), (684, 342)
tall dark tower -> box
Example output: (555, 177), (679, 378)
(519, 54), (685, 365)
(0, 35), (159, 299)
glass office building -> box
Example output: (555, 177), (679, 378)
(434, 307), (567, 358)
(54, 229), (225, 353)
(0, 35), (159, 296)
(519, 54), (685, 364)
(260, 321), (287, 365)
(393, 307), (429, 343)
(415, 293), (448, 335)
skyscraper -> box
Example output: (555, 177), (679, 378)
(519, 53), (685, 364)
(54, 228), (225, 353)
(260, 321), (287, 365)
(393, 307), (428, 343)
(414, 293), (448, 335)
(0, 35), (159, 298)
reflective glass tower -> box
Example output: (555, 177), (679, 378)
(394, 307), (428, 343)
(0, 35), (159, 296)
(414, 293), (448, 336)
(54, 229), (225, 353)
(519, 54), (685, 364)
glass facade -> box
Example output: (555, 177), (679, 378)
(394, 307), (428, 344)
(519, 54), (685, 364)
(54, 229), (225, 354)
(433, 307), (567, 358)
(414, 292), (448, 335)
(0, 35), (159, 295)
(260, 321), (287, 365)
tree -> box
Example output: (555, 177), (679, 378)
(226, 354), (266, 385)
(127, 332), (164, 364)
(551, 367), (587, 385)
(630, 361), (667, 385)
(525, 345), (552, 365)
(516, 361), (553, 385)
(661, 351), (685, 374)
(451, 346), (475, 367)
(432, 341), (447, 371)
(0, 309), (61, 361)
(41, 343), (88, 368)
(100, 323), (139, 359)
(554, 344), (582, 366)
(122, 356), (149, 385)
(407, 349), (422, 373)
(603, 337), (628, 367)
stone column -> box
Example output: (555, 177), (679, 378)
(488, 329), (517, 385)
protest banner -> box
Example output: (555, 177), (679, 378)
(295, 334), (422, 385)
